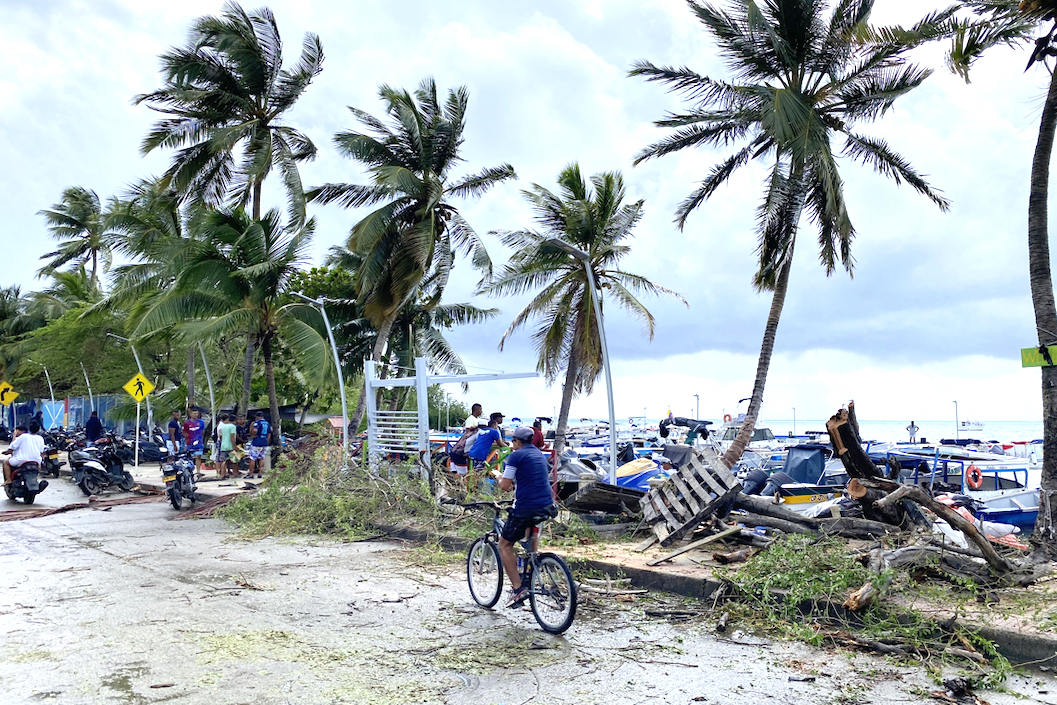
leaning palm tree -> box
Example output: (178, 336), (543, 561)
(310, 77), (516, 432)
(479, 164), (685, 456)
(134, 0), (323, 225)
(133, 208), (329, 436)
(944, 0), (1057, 555)
(631, 0), (952, 468)
(37, 186), (119, 285)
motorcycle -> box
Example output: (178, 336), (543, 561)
(162, 452), (198, 509)
(41, 443), (65, 478)
(5, 461), (48, 504)
(70, 436), (133, 495)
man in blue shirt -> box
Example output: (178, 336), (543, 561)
(85, 411), (104, 444)
(496, 425), (555, 608)
(247, 411), (271, 479)
(466, 412), (507, 467)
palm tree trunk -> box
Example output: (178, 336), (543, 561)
(721, 258), (793, 469)
(239, 333), (256, 415)
(1029, 69), (1057, 558)
(186, 346), (196, 409)
(347, 311), (396, 435)
(252, 181), (262, 221)
(262, 332), (281, 446)
(552, 343), (580, 458)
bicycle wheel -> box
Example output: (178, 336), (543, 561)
(529, 553), (577, 634)
(466, 537), (503, 608)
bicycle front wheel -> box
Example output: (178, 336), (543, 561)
(466, 537), (503, 608)
(529, 553), (577, 634)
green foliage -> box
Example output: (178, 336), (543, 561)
(426, 384), (468, 430)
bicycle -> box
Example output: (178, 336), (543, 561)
(462, 500), (577, 634)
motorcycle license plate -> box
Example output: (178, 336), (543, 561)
(163, 474), (176, 483)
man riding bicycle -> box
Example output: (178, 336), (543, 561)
(495, 425), (555, 608)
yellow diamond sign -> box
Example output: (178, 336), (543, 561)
(123, 373), (155, 402)
(0, 382), (19, 407)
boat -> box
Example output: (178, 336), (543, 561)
(960, 419), (985, 431)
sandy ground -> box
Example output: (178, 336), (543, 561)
(0, 479), (1054, 704)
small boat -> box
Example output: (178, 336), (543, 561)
(960, 419), (985, 431)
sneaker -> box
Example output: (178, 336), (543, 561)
(505, 586), (529, 609)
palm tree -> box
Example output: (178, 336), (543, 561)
(37, 187), (119, 285)
(631, 0), (951, 468)
(478, 164), (685, 456)
(310, 77), (516, 432)
(945, 0), (1057, 555)
(134, 1), (323, 225)
(133, 208), (328, 437)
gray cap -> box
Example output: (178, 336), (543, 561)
(512, 426), (534, 442)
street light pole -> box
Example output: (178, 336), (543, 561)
(953, 400), (959, 441)
(26, 358), (54, 403)
(792, 407), (796, 436)
(693, 393), (699, 420)
(107, 333), (152, 433)
(81, 362), (94, 412)
(291, 293), (348, 461)
(544, 237), (617, 484)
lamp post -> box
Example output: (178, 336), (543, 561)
(25, 358), (54, 403)
(693, 393), (699, 420)
(81, 362), (94, 413)
(792, 407), (796, 436)
(544, 237), (617, 484)
(106, 333), (152, 432)
(953, 400), (959, 441)
(291, 293), (348, 460)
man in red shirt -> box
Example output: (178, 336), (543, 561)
(531, 419), (545, 449)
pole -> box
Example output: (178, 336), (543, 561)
(792, 407), (796, 436)
(199, 343), (216, 425)
(953, 400), (959, 441)
(693, 393), (699, 420)
(107, 334), (152, 433)
(583, 264), (617, 484)
(135, 402), (141, 469)
(81, 362), (94, 412)
(291, 293), (348, 461)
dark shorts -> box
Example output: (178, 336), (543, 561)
(500, 506), (557, 543)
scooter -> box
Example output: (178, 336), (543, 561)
(5, 461), (48, 504)
(162, 452), (198, 510)
(41, 443), (65, 478)
(70, 438), (133, 495)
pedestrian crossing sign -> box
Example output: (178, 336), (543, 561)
(0, 381), (18, 406)
(123, 373), (155, 402)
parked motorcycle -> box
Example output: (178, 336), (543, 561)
(70, 436), (133, 495)
(41, 443), (65, 478)
(5, 461), (48, 504)
(162, 452), (198, 509)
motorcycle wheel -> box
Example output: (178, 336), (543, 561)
(23, 491), (35, 505)
(168, 486), (182, 510)
(79, 476), (102, 496)
(117, 472), (135, 492)
(4, 484), (14, 500)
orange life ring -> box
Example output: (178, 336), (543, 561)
(723, 414), (732, 423)
(965, 464), (983, 490)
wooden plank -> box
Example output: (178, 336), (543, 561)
(652, 496), (681, 533)
(690, 460), (728, 496)
(675, 469), (711, 506)
(646, 527), (742, 566)
(633, 535), (658, 552)
(668, 473), (701, 515)
(661, 484), (693, 522)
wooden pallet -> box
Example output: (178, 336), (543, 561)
(639, 446), (743, 546)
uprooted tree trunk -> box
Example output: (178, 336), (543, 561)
(826, 402), (882, 480)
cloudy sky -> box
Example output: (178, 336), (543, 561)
(1, 0), (1051, 426)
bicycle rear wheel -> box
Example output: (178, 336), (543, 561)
(466, 537), (503, 608)
(529, 553), (577, 634)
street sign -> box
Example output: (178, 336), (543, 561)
(0, 382), (18, 406)
(1022, 346), (1057, 368)
(123, 373), (155, 402)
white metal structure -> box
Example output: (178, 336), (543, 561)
(364, 357), (537, 471)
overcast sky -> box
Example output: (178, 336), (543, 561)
(1, 0), (1051, 426)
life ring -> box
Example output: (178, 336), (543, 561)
(723, 414), (732, 423)
(965, 464), (983, 490)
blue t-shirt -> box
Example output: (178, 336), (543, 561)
(467, 427), (501, 461)
(501, 446), (554, 512)
(251, 419), (271, 447)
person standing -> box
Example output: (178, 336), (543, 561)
(531, 419), (545, 449)
(464, 403), (483, 431)
(247, 411), (270, 479)
(85, 411), (104, 444)
(216, 414), (239, 478)
(906, 420), (919, 444)
(183, 409), (206, 473)
(166, 410), (183, 456)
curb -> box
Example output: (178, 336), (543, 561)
(375, 523), (1057, 671)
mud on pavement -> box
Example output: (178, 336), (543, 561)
(0, 501), (1055, 704)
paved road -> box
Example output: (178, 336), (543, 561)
(0, 482), (1054, 704)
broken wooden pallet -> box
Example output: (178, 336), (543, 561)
(639, 446), (743, 546)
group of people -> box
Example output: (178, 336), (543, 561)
(446, 403), (555, 608)
(166, 409), (273, 480)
